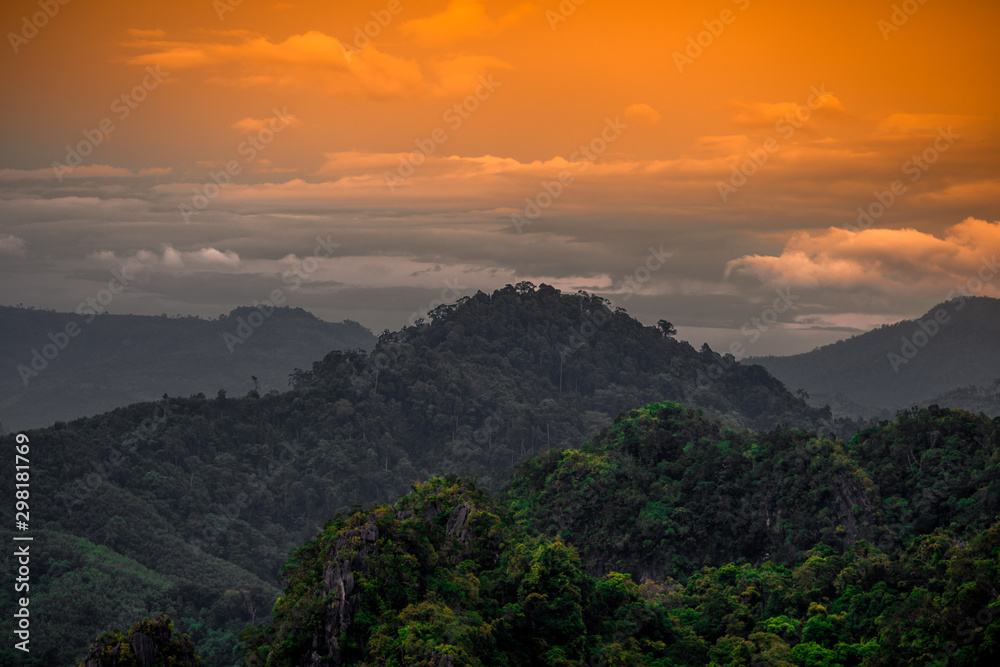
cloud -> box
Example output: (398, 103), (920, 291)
(0, 165), (130, 181)
(0, 165), (170, 181)
(94, 245), (242, 274)
(731, 94), (846, 128)
(124, 30), (508, 99)
(624, 103), (661, 124)
(0, 234), (27, 257)
(232, 115), (302, 134)
(138, 167), (173, 177)
(400, 0), (536, 45)
(726, 218), (1000, 295)
(877, 113), (975, 135)
(126, 29), (166, 39)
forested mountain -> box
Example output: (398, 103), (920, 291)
(505, 403), (1000, 582)
(243, 403), (1000, 666)
(0, 284), (830, 666)
(750, 296), (1000, 418)
(0, 305), (375, 430)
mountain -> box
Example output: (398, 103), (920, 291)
(0, 283), (830, 666)
(504, 402), (1000, 577)
(242, 403), (1000, 666)
(750, 296), (1000, 418)
(0, 305), (376, 431)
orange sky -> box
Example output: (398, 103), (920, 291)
(1, 0), (998, 353)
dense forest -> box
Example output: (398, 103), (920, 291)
(0, 305), (375, 430)
(0, 284), (832, 666)
(243, 403), (1000, 666)
(3, 286), (996, 665)
(751, 296), (1000, 418)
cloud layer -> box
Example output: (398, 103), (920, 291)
(1, 0), (998, 355)
(727, 219), (1000, 296)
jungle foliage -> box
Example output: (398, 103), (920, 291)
(244, 403), (999, 666)
(1, 284), (831, 666)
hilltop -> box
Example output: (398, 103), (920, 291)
(0, 283), (828, 665)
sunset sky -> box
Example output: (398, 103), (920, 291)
(1, 0), (998, 355)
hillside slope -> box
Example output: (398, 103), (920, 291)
(0, 283), (828, 666)
(750, 296), (1000, 416)
(242, 403), (1000, 666)
(0, 305), (375, 430)
(505, 403), (999, 578)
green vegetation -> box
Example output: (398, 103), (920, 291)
(77, 613), (201, 666)
(503, 402), (881, 580)
(243, 403), (1000, 665)
(7, 286), (997, 665)
(1, 284), (829, 665)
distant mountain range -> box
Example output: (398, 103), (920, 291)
(0, 284), (829, 665)
(3, 289), (999, 664)
(5, 294), (997, 434)
(750, 296), (1000, 419)
(0, 305), (376, 430)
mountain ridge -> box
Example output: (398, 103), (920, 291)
(0, 283), (829, 665)
(0, 304), (376, 430)
(749, 296), (1000, 417)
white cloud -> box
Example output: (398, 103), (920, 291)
(96, 245), (242, 274)
(0, 234), (27, 256)
(726, 218), (1000, 295)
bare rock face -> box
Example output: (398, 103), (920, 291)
(431, 652), (456, 667)
(299, 517), (381, 667)
(80, 613), (198, 667)
(445, 502), (473, 543)
(292, 493), (487, 666)
(129, 633), (156, 666)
